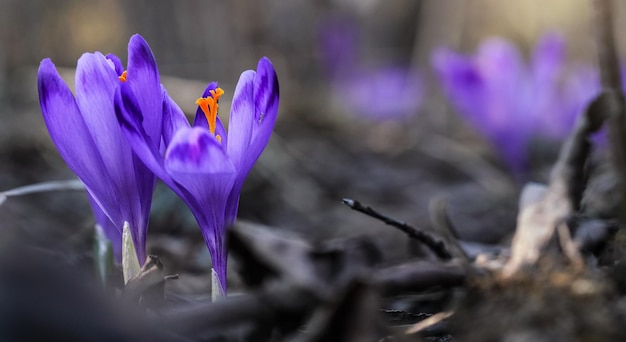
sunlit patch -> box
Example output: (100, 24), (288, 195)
(119, 70), (128, 82)
(195, 87), (225, 142)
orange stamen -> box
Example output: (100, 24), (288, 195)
(119, 70), (128, 82)
(195, 87), (225, 141)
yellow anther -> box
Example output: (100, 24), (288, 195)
(195, 87), (224, 139)
(119, 70), (128, 82)
(210, 88), (224, 100)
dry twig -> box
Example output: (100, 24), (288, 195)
(502, 93), (606, 277)
(592, 0), (626, 222)
(342, 198), (452, 260)
(405, 311), (454, 335)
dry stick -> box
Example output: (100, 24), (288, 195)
(428, 197), (470, 262)
(502, 92), (605, 277)
(342, 198), (452, 260)
(162, 261), (465, 336)
(592, 0), (626, 222)
(405, 311), (454, 335)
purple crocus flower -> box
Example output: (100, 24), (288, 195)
(433, 33), (570, 174)
(318, 17), (423, 121)
(334, 67), (423, 121)
(37, 34), (161, 264)
(115, 57), (279, 294)
(318, 17), (359, 79)
(554, 65), (600, 137)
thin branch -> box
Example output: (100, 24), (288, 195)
(592, 0), (626, 222)
(593, 0), (622, 91)
(405, 311), (454, 335)
(342, 198), (452, 260)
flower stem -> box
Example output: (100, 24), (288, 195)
(94, 223), (114, 287)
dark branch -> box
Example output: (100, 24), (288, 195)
(342, 198), (452, 260)
(593, 0), (622, 91)
(592, 0), (626, 222)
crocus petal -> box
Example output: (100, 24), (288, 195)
(127, 34), (162, 143)
(125, 36), (163, 260)
(74, 52), (135, 190)
(75, 52), (153, 261)
(116, 82), (201, 219)
(532, 33), (564, 84)
(38, 59), (110, 195)
(41, 53), (153, 263)
(248, 57), (280, 171)
(252, 58), (280, 129)
(39, 58), (126, 231)
(164, 127), (236, 292)
(105, 53), (124, 76)
(433, 41), (533, 175)
(475, 38), (526, 128)
(116, 82), (177, 188)
(474, 40), (533, 136)
(226, 70), (255, 171)
(165, 127), (234, 175)
(476, 38), (524, 79)
(432, 48), (486, 126)
(215, 117), (229, 148)
(161, 86), (190, 146)
(552, 65), (599, 138)
(225, 57), (279, 223)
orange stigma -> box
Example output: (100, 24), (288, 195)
(119, 70), (128, 82)
(195, 87), (224, 142)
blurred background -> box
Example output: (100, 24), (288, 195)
(0, 0), (619, 293)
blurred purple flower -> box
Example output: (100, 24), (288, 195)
(318, 18), (358, 79)
(115, 57), (279, 294)
(318, 18), (423, 121)
(38, 34), (161, 264)
(433, 33), (599, 174)
(335, 68), (423, 121)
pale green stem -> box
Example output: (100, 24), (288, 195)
(94, 223), (113, 287)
